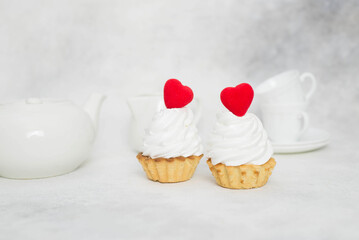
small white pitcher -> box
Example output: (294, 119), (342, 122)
(127, 94), (202, 152)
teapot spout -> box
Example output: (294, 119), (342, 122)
(83, 93), (107, 131)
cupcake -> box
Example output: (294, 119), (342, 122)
(207, 83), (276, 189)
(137, 79), (204, 183)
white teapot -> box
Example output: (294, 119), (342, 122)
(0, 93), (106, 179)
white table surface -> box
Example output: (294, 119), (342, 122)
(1, 134), (358, 240)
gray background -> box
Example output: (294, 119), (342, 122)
(0, 0), (358, 239)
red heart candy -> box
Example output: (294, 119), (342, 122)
(164, 79), (194, 109)
(220, 83), (254, 117)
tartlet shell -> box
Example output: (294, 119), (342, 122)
(207, 158), (276, 189)
(137, 153), (203, 183)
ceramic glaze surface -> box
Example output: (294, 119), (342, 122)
(0, 95), (105, 179)
(255, 70), (317, 103)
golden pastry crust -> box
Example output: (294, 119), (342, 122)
(207, 158), (276, 189)
(137, 153), (203, 183)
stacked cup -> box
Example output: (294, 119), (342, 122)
(256, 70), (317, 143)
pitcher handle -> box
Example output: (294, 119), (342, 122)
(191, 98), (202, 125)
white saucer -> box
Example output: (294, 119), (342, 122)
(272, 128), (330, 154)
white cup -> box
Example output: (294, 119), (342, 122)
(127, 94), (202, 152)
(256, 70), (317, 104)
(260, 103), (309, 143)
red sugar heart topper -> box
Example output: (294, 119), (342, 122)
(220, 83), (254, 117)
(164, 79), (194, 109)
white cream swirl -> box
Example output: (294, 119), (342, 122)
(207, 112), (273, 166)
(142, 107), (203, 158)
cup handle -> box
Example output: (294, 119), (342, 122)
(297, 112), (309, 139)
(300, 72), (317, 102)
(191, 98), (202, 125)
